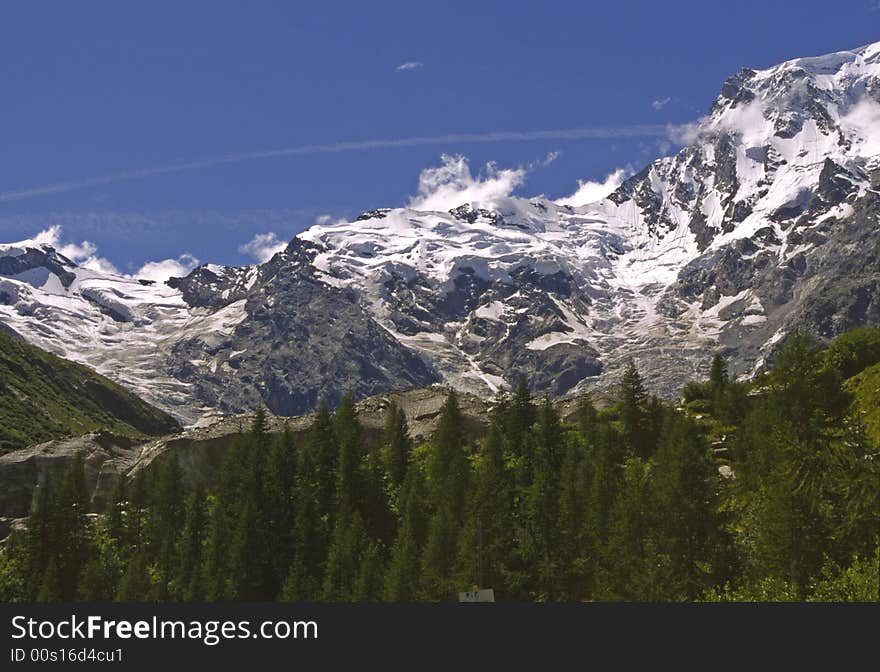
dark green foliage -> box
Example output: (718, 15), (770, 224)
(825, 326), (880, 379)
(385, 466), (428, 601)
(523, 399), (565, 599)
(423, 390), (470, 597)
(618, 360), (653, 458)
(116, 552), (152, 601)
(176, 485), (207, 601)
(382, 402), (411, 490)
(649, 411), (717, 600)
(2, 331), (878, 603)
(0, 330), (179, 454)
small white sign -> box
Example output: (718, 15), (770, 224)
(458, 588), (495, 603)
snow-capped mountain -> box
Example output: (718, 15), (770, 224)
(3, 41), (880, 424)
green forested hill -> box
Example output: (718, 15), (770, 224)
(2, 329), (877, 603)
(0, 330), (180, 453)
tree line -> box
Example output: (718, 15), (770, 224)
(0, 330), (878, 601)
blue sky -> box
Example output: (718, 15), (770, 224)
(1, 1), (879, 274)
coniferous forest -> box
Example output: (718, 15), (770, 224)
(0, 330), (878, 602)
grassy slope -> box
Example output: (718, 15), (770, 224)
(0, 330), (180, 453)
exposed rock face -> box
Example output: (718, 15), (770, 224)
(0, 432), (141, 519)
(165, 239), (441, 418)
(3, 42), (880, 421)
(0, 387), (493, 523)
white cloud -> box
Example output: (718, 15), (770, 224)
(395, 61), (424, 72)
(31, 225), (120, 274)
(133, 254), (199, 282)
(652, 97), (671, 111)
(841, 96), (880, 156)
(238, 232), (287, 263)
(26, 225), (198, 282)
(555, 167), (630, 207)
(540, 150), (561, 167)
(666, 119), (704, 145)
(409, 154), (527, 212)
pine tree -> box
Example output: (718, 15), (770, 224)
(106, 477), (127, 544)
(201, 494), (232, 601)
(51, 457), (90, 600)
(582, 421), (625, 598)
(332, 390), (362, 514)
(649, 411), (716, 600)
(148, 455), (184, 600)
(423, 390), (469, 597)
(37, 557), (64, 603)
(361, 436), (396, 546)
(506, 376), (537, 487)
(125, 471), (149, 550)
(26, 474), (54, 598)
(227, 493), (271, 600)
(596, 457), (657, 600)
(265, 427), (297, 594)
(456, 420), (513, 596)
(354, 540), (385, 601)
(250, 404), (270, 444)
(176, 484), (207, 601)
(382, 402), (411, 491)
(385, 466), (428, 601)
(305, 401), (339, 516)
(323, 509), (369, 601)
(709, 353), (728, 390)
(557, 436), (590, 600)
(618, 360), (650, 458)
(116, 552), (152, 602)
(524, 398), (564, 600)
(709, 353), (729, 418)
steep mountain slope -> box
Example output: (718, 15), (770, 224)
(2, 41), (880, 423)
(0, 330), (180, 453)
(0, 240), (438, 424)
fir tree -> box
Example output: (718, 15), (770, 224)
(618, 360), (650, 458)
(382, 402), (411, 491)
(649, 411), (716, 600)
(176, 484), (207, 601)
(524, 399), (564, 600)
(423, 390), (469, 597)
(116, 552), (152, 602)
(385, 466), (428, 601)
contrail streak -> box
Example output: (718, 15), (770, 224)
(0, 124), (677, 203)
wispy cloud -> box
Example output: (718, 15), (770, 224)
(652, 97), (671, 111)
(539, 150), (561, 167)
(395, 61), (424, 72)
(238, 232), (287, 263)
(0, 124), (682, 204)
(555, 167), (632, 207)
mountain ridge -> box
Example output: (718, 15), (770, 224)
(3, 40), (880, 423)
